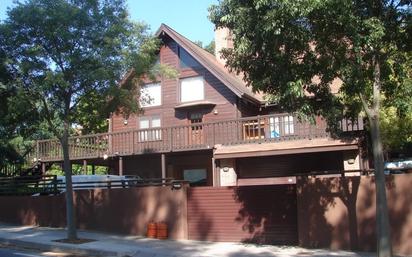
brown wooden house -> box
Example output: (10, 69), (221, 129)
(27, 23), (373, 245)
(34, 24), (366, 187)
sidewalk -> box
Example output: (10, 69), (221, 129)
(0, 223), (376, 257)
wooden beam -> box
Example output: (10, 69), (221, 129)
(83, 160), (87, 175)
(214, 144), (359, 159)
(119, 157), (123, 176)
(161, 154), (166, 181)
(41, 162), (46, 174)
(212, 157), (218, 187)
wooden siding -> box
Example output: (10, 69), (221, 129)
(112, 36), (238, 133)
(187, 185), (298, 244)
(0, 186), (189, 240)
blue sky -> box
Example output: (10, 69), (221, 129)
(0, 0), (218, 44)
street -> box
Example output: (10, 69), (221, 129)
(0, 245), (93, 257)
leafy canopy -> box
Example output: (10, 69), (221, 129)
(0, 0), (160, 138)
(209, 0), (411, 127)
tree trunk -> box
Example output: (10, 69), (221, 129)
(369, 115), (392, 257)
(60, 126), (77, 240)
(344, 177), (360, 251)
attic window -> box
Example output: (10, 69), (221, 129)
(180, 76), (204, 102)
(178, 47), (200, 68)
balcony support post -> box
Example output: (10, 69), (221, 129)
(92, 164), (95, 175)
(212, 156), (219, 187)
(41, 162), (46, 174)
(83, 160), (87, 175)
(118, 156), (123, 176)
(161, 153), (166, 182)
(213, 158), (220, 187)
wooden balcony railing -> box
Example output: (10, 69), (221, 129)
(34, 114), (364, 162)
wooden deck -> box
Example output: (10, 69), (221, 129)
(34, 114), (363, 162)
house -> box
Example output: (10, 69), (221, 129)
(22, 25), (412, 253)
(24, 24), (379, 246)
(34, 24), (365, 186)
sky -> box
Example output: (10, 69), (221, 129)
(0, 0), (218, 44)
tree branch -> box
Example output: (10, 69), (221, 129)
(372, 54), (381, 114)
(40, 97), (61, 138)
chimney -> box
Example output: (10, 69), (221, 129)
(214, 27), (233, 65)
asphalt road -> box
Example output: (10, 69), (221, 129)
(0, 245), (93, 257)
(0, 247), (45, 257)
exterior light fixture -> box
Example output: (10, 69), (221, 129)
(222, 167), (230, 172)
(171, 181), (183, 190)
(103, 154), (108, 160)
(123, 119), (128, 125)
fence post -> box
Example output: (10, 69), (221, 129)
(132, 131), (135, 154)
(36, 141), (40, 161)
(53, 175), (58, 194)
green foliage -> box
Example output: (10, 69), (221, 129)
(0, 0), (160, 139)
(0, 0), (161, 239)
(46, 164), (108, 176)
(380, 106), (412, 153)
(210, 3), (411, 253)
(192, 40), (216, 54)
(209, 0), (411, 129)
(204, 40), (215, 55)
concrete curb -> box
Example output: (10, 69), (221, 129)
(0, 237), (121, 257)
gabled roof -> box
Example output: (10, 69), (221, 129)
(155, 24), (264, 104)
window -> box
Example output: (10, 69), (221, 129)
(183, 168), (207, 186)
(140, 83), (161, 107)
(178, 47), (200, 68)
(188, 113), (203, 144)
(180, 76), (204, 102)
(269, 115), (294, 138)
(138, 116), (161, 141)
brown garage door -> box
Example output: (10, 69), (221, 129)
(187, 185), (298, 244)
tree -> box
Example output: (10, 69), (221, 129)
(0, 51), (41, 173)
(204, 40), (215, 55)
(0, 0), (159, 240)
(380, 53), (412, 156)
(194, 40), (216, 54)
(210, 1), (411, 256)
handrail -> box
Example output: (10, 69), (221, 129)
(36, 114), (363, 143)
(33, 114), (364, 161)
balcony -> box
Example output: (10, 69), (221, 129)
(34, 114), (364, 162)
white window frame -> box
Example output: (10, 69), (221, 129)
(138, 115), (162, 142)
(269, 115), (294, 138)
(180, 76), (204, 102)
(140, 83), (161, 107)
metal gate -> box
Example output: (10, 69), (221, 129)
(187, 184), (298, 244)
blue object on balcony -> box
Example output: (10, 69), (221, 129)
(271, 130), (280, 138)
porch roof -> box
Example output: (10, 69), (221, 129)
(213, 138), (359, 159)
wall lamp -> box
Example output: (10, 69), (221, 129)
(171, 181), (183, 190)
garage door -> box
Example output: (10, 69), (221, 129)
(187, 185), (298, 244)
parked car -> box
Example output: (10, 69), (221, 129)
(55, 175), (142, 191)
(384, 159), (412, 174)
